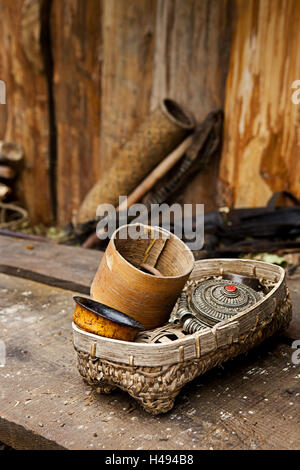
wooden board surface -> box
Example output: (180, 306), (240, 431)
(0, 273), (299, 450)
(219, 0), (300, 208)
(0, 235), (102, 294)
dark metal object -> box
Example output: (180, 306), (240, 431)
(73, 296), (144, 331)
(190, 279), (262, 326)
(222, 272), (265, 293)
(178, 191), (300, 257)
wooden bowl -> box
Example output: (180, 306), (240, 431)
(73, 296), (144, 341)
(91, 224), (195, 329)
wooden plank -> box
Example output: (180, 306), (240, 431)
(99, 0), (157, 175)
(0, 235), (102, 293)
(51, 0), (102, 225)
(0, 0), (53, 225)
(0, 273), (299, 450)
(219, 0), (300, 208)
(151, 0), (234, 211)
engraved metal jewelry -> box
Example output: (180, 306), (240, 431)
(172, 278), (262, 332)
(190, 279), (262, 326)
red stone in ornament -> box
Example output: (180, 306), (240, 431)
(225, 285), (237, 293)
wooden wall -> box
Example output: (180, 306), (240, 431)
(51, 0), (102, 224)
(0, 0), (53, 224)
(0, 0), (299, 226)
(219, 0), (300, 207)
(152, 0), (232, 211)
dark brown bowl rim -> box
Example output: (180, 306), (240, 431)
(73, 296), (144, 331)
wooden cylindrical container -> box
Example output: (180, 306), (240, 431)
(76, 99), (194, 226)
(91, 224), (195, 329)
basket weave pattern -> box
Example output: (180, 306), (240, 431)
(75, 288), (292, 415)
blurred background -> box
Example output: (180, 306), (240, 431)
(0, 0), (299, 241)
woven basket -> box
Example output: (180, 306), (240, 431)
(73, 258), (292, 415)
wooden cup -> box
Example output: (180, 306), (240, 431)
(91, 224), (195, 329)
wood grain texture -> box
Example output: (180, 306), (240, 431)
(219, 0), (300, 208)
(51, 0), (102, 224)
(0, 235), (102, 293)
(1, 0), (298, 225)
(0, 0), (53, 224)
(151, 0), (234, 211)
(99, 0), (157, 175)
(0, 273), (299, 449)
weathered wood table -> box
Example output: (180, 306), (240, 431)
(0, 235), (299, 450)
